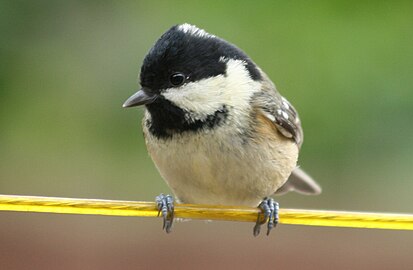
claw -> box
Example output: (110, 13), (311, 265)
(155, 194), (174, 233)
(253, 197), (279, 236)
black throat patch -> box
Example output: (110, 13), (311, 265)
(145, 96), (228, 139)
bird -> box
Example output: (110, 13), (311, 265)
(123, 23), (321, 236)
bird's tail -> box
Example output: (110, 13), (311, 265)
(275, 167), (322, 195)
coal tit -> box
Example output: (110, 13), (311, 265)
(123, 24), (321, 236)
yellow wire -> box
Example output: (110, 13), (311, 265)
(0, 194), (412, 230)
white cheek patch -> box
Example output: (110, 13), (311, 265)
(161, 59), (261, 121)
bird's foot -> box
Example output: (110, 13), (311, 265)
(155, 193), (174, 233)
(253, 197), (279, 236)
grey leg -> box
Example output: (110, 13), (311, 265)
(155, 194), (174, 233)
(253, 197), (279, 236)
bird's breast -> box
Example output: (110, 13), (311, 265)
(143, 110), (298, 207)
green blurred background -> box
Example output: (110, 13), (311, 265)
(1, 1), (412, 269)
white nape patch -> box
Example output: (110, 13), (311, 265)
(177, 23), (214, 38)
(161, 59), (260, 121)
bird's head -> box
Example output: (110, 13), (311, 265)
(123, 24), (263, 137)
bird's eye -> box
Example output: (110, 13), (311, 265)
(169, 73), (186, 86)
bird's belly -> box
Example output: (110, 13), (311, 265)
(146, 131), (298, 207)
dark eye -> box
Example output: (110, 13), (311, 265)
(169, 73), (186, 86)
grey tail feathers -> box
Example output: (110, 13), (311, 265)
(274, 167), (322, 196)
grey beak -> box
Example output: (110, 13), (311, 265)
(122, 89), (158, 108)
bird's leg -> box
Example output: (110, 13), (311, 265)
(253, 197), (279, 236)
(155, 193), (174, 233)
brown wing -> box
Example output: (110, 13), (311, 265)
(252, 76), (303, 147)
(252, 74), (321, 195)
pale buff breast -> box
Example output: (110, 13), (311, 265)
(143, 109), (298, 207)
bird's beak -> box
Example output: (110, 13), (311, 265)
(122, 89), (158, 108)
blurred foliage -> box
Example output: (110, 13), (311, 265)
(1, 0), (412, 212)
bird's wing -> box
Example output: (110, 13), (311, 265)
(252, 74), (321, 195)
(252, 76), (303, 147)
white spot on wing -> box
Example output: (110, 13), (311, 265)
(177, 23), (214, 38)
(278, 126), (293, 138)
(277, 109), (289, 120)
(281, 97), (290, 110)
(264, 112), (276, 122)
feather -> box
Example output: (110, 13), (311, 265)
(275, 167), (322, 195)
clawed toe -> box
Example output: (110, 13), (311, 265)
(155, 193), (174, 233)
(253, 197), (279, 236)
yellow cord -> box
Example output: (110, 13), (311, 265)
(0, 194), (412, 230)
